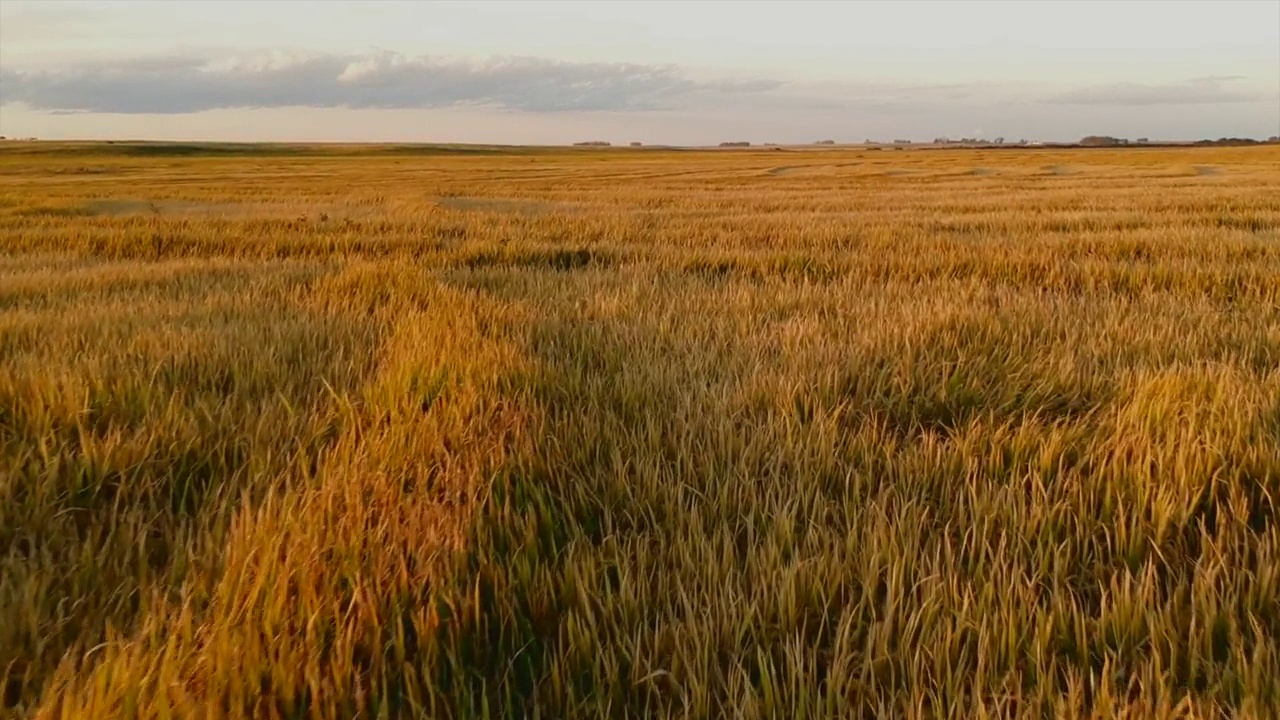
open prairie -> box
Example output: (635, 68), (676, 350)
(2, 143), (1279, 718)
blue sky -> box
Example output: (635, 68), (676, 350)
(2, 0), (1277, 144)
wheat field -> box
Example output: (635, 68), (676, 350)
(1, 142), (1278, 718)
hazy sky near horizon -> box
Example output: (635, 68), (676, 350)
(2, 0), (1278, 144)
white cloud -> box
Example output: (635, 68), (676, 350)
(2, 49), (1275, 143)
(0, 51), (782, 114)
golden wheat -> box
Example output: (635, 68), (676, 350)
(1, 142), (1278, 718)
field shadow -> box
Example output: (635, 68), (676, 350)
(436, 197), (588, 215)
(454, 246), (616, 272)
(0, 142), (547, 159)
(428, 270), (1119, 714)
(834, 311), (1113, 443)
(43, 199), (258, 218)
(680, 254), (843, 283)
(424, 273), (707, 714)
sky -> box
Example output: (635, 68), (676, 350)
(1, 0), (1278, 145)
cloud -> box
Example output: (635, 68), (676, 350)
(0, 51), (784, 114)
(1043, 76), (1263, 106)
(7, 48), (1267, 141)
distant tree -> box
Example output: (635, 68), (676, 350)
(1080, 135), (1124, 147)
(629, 142), (642, 147)
(1192, 137), (1261, 146)
(815, 140), (835, 145)
(993, 137), (1004, 145)
(719, 141), (751, 147)
(573, 141), (612, 147)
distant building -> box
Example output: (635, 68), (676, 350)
(629, 142), (642, 147)
(719, 141), (751, 147)
(573, 141), (611, 147)
(815, 140), (835, 145)
(892, 139), (911, 145)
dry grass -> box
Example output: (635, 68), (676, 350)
(1, 142), (1279, 718)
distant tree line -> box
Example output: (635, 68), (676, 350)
(1078, 136), (1278, 148)
(1080, 136), (1129, 147)
(1192, 137), (1273, 146)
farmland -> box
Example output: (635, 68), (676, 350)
(1, 142), (1279, 718)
